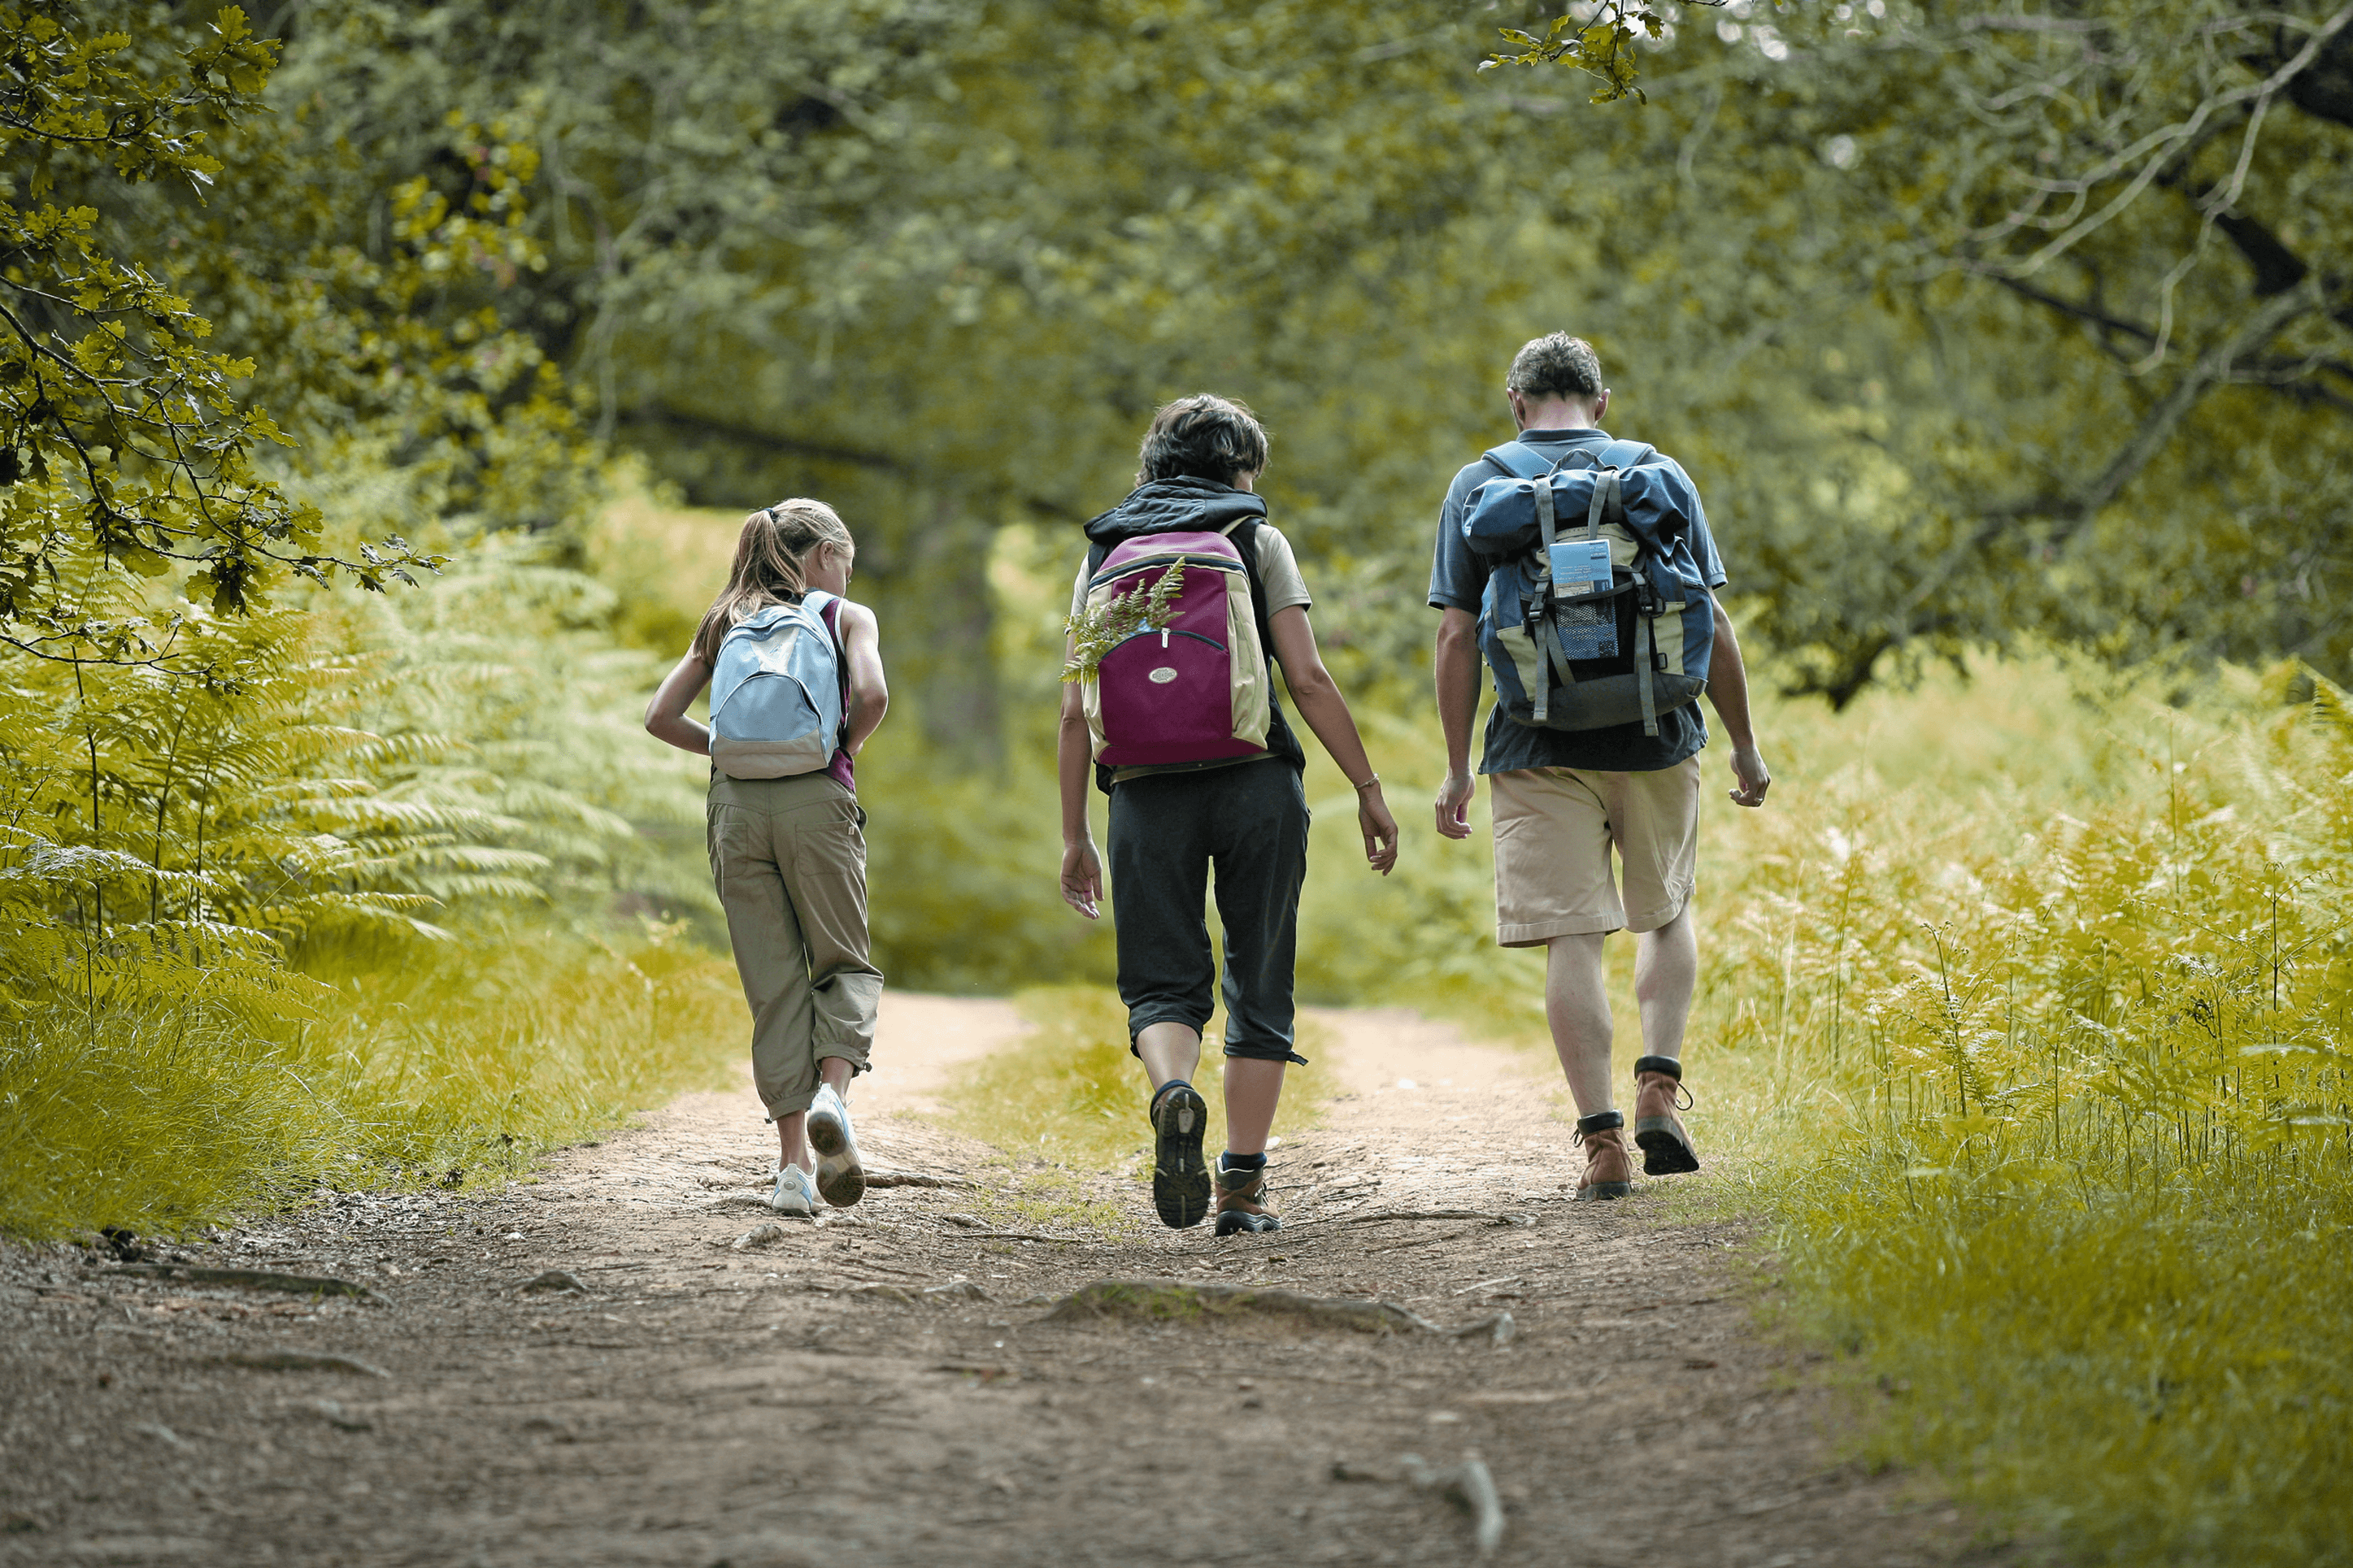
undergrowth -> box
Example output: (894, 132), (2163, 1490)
(1680, 660), (2353, 1566)
(0, 923), (740, 1236)
(1, 536), (731, 1240)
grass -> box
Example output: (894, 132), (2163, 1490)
(0, 922), (743, 1238)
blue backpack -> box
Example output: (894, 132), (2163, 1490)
(708, 592), (846, 779)
(1461, 439), (1714, 736)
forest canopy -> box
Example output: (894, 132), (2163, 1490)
(11, 0), (2341, 728)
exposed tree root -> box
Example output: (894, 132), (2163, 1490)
(215, 1350), (391, 1379)
(104, 1263), (381, 1301)
(1047, 1279), (1439, 1335)
(1337, 1210), (1536, 1227)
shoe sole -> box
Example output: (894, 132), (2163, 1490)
(1215, 1209), (1281, 1236)
(1634, 1118), (1701, 1176)
(1574, 1181), (1633, 1202)
(1150, 1085), (1211, 1229)
(808, 1107), (864, 1208)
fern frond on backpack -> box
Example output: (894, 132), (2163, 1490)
(1061, 563), (1185, 683)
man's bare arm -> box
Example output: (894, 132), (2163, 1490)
(1707, 598), (1770, 808)
(1433, 606), (1482, 839)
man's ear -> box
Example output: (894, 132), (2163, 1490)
(1594, 389), (1611, 423)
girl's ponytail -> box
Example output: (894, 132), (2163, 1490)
(691, 500), (855, 663)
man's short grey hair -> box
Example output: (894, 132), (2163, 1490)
(1506, 333), (1604, 402)
(1137, 393), (1270, 485)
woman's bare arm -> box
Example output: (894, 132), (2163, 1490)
(1266, 605), (1398, 875)
(1056, 669), (1103, 919)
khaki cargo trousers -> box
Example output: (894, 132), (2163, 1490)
(707, 772), (882, 1120)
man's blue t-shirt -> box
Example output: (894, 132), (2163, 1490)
(1428, 427), (1728, 775)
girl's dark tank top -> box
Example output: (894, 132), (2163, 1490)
(819, 596), (855, 793)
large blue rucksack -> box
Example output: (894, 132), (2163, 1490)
(708, 591), (845, 779)
(1461, 439), (1715, 737)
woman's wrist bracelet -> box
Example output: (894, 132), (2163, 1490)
(1351, 772), (1381, 793)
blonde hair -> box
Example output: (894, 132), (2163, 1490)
(690, 499), (855, 663)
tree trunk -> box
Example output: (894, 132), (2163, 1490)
(898, 491), (1003, 768)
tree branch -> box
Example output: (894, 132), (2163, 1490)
(1898, 275), (2331, 623)
(1992, 2), (2353, 278)
(619, 405), (911, 476)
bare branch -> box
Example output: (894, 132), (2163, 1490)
(1898, 275), (2332, 623)
(1993, 3), (2353, 278)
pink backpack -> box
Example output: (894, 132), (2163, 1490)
(1079, 526), (1273, 767)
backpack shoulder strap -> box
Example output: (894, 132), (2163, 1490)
(1480, 441), (1554, 480)
(1593, 439), (1658, 471)
(1225, 518), (1279, 671)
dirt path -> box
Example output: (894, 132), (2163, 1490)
(0, 998), (1991, 1568)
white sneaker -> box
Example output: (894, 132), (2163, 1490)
(807, 1084), (865, 1208)
(770, 1163), (818, 1217)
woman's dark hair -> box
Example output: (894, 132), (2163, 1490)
(1136, 394), (1270, 485)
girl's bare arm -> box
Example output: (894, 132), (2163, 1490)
(644, 654), (713, 755)
(837, 602), (889, 756)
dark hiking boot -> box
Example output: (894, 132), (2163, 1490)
(1213, 1156), (1281, 1236)
(1632, 1055), (1701, 1176)
(1149, 1080), (1211, 1229)
(1573, 1110), (1633, 1201)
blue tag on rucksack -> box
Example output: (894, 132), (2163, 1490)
(1550, 536), (1611, 597)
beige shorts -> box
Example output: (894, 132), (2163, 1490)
(1489, 757), (1702, 946)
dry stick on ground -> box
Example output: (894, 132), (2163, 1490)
(1333, 1453), (1507, 1558)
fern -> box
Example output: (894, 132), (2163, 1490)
(1061, 562), (1186, 683)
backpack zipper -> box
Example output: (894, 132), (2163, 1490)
(1086, 552), (1244, 593)
(1110, 626), (1225, 654)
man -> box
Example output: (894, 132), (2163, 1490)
(1429, 333), (1771, 1200)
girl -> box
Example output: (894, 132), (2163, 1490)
(645, 500), (889, 1216)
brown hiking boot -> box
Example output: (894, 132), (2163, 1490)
(1213, 1157), (1281, 1236)
(1573, 1111), (1633, 1201)
(1632, 1054), (1700, 1175)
